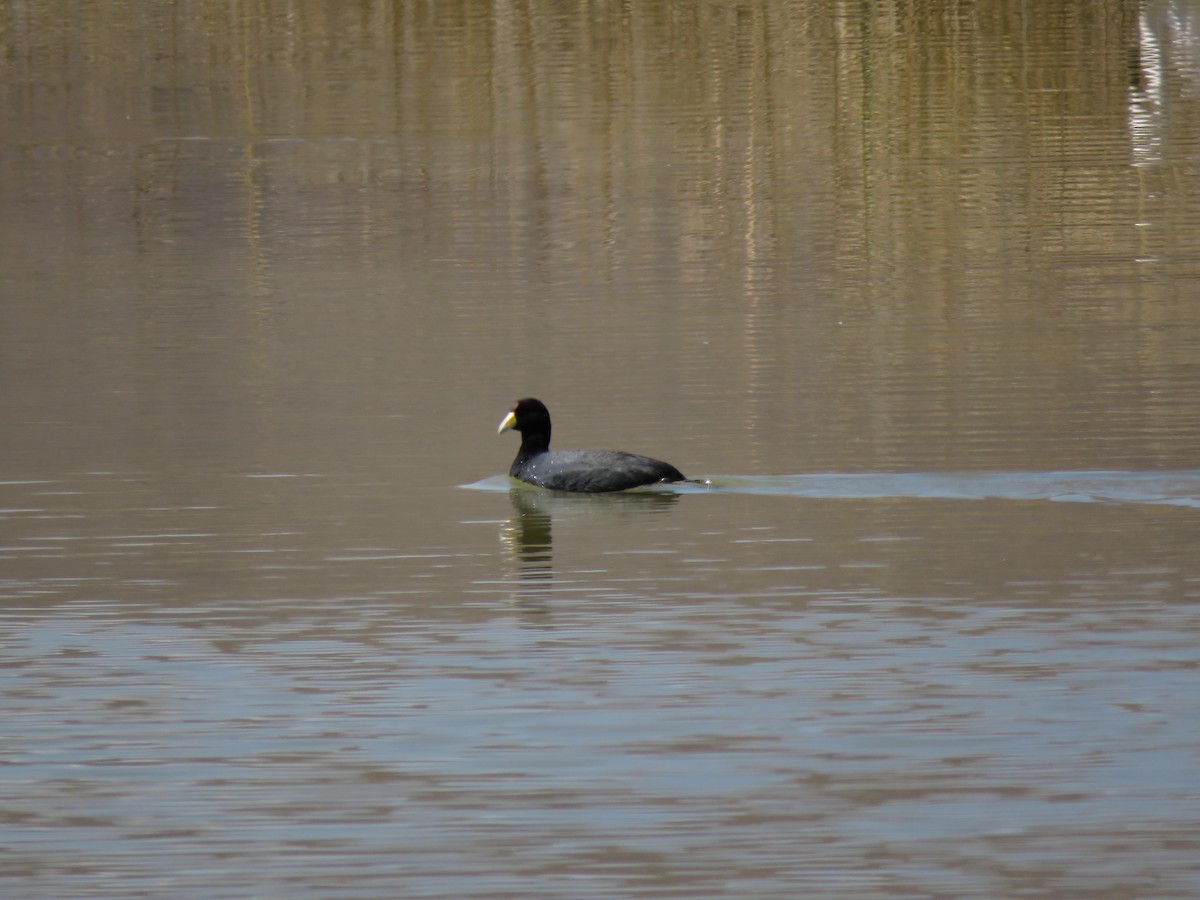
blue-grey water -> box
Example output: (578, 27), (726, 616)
(3, 1), (1200, 897)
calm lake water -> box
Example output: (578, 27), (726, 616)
(3, 1), (1200, 897)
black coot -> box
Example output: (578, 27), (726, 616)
(497, 398), (686, 493)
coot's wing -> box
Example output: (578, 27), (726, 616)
(518, 450), (683, 492)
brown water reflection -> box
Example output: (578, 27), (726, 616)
(3, 1), (1200, 897)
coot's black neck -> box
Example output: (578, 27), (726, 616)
(514, 427), (551, 467)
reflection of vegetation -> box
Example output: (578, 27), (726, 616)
(8, 1), (1184, 309)
(6, 1), (1197, 472)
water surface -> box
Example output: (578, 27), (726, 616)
(3, 1), (1200, 897)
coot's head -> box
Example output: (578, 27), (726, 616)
(497, 398), (552, 438)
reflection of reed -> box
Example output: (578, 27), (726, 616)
(11, 0), (1198, 479)
(499, 487), (681, 614)
(1131, 2), (1200, 167)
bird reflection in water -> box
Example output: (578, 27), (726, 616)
(499, 486), (681, 617)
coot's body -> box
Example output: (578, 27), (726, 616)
(498, 398), (685, 493)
